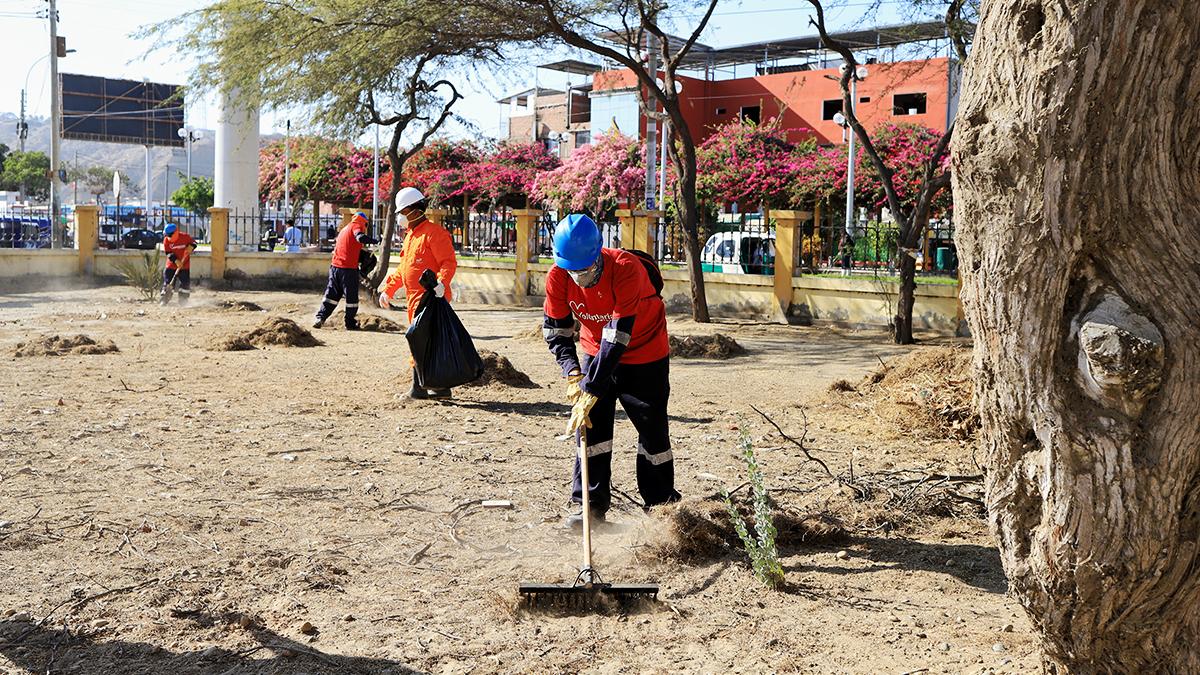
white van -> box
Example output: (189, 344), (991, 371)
(700, 230), (775, 275)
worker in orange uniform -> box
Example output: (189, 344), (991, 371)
(313, 211), (379, 331)
(160, 223), (198, 305)
(379, 187), (458, 399)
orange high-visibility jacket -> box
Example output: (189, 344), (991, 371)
(383, 218), (457, 321)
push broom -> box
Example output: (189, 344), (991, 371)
(518, 431), (659, 610)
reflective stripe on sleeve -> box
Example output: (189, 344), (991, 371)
(544, 327), (575, 339)
(601, 327), (632, 345)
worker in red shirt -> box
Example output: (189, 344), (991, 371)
(160, 223), (198, 305)
(379, 187), (458, 399)
(544, 214), (679, 529)
(314, 211), (379, 331)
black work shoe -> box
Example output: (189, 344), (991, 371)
(345, 323), (361, 331)
(312, 317), (325, 329)
(563, 509), (607, 531)
(427, 388), (452, 399)
(403, 385), (431, 400)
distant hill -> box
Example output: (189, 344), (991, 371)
(0, 112), (280, 204)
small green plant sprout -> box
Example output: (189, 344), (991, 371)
(723, 425), (785, 589)
(114, 251), (162, 302)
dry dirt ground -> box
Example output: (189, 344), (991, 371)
(0, 285), (1036, 674)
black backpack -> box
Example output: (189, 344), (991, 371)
(622, 248), (663, 297)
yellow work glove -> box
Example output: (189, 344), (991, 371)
(567, 392), (599, 436)
(565, 372), (585, 405)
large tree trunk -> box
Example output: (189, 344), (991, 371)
(668, 117), (710, 323)
(953, 1), (1200, 671)
(893, 252), (916, 344)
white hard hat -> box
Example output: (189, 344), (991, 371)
(395, 187), (425, 210)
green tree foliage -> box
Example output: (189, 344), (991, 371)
(172, 175), (215, 213)
(0, 151), (51, 200)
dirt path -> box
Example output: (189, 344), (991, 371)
(0, 286), (1033, 674)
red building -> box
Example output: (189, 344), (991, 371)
(501, 22), (959, 153)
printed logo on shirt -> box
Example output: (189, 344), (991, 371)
(570, 300), (612, 323)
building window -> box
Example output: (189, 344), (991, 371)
(740, 105), (760, 125)
(859, 96), (871, 103)
(589, 91), (639, 135)
(893, 92), (927, 115)
(822, 99), (842, 121)
(574, 130), (590, 147)
(715, 107), (727, 115)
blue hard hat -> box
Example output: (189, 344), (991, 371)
(552, 214), (602, 270)
(164, 223), (178, 236)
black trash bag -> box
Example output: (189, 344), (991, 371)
(405, 269), (484, 389)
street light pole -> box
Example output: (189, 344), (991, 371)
(844, 75), (856, 237)
(49, 0), (62, 248)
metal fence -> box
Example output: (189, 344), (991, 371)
(0, 210), (53, 248)
(227, 211), (364, 252)
(647, 212), (957, 278)
(92, 206), (210, 250)
(800, 218), (957, 278)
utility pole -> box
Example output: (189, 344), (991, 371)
(18, 89), (28, 152)
(643, 33), (658, 211)
(49, 0), (62, 248)
(283, 119), (291, 217)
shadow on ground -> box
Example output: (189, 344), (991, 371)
(0, 613), (416, 675)
(792, 537), (1006, 593)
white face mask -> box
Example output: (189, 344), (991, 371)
(567, 257), (603, 288)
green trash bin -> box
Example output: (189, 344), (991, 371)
(936, 246), (951, 271)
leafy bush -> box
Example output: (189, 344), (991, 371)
(114, 251), (162, 301)
(723, 427), (785, 589)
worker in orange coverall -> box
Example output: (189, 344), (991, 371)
(379, 187), (458, 399)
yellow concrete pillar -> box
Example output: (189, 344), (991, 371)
(617, 209), (661, 253)
(512, 208), (543, 300)
(74, 205), (99, 275)
(338, 207), (357, 230)
(619, 207), (638, 249)
(208, 207), (229, 281)
(771, 209), (811, 324)
(426, 208), (447, 227)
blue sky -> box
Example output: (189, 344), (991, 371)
(0, 0), (928, 143)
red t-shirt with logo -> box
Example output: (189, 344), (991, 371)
(163, 232), (197, 270)
(544, 248), (669, 364)
(331, 217), (366, 269)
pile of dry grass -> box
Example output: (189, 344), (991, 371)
(669, 334), (747, 359)
(214, 300), (264, 312)
(461, 350), (539, 389)
(209, 317), (323, 351)
(12, 334), (119, 357)
(326, 311), (405, 333)
(826, 346), (978, 439)
(646, 497), (847, 563)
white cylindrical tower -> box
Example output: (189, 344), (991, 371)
(214, 87), (260, 249)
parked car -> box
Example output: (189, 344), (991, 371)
(122, 228), (162, 250)
(700, 230), (775, 275)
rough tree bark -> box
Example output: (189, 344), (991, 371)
(953, 1), (1200, 670)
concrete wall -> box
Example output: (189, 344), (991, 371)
(0, 249), (78, 278)
(0, 249), (960, 332)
